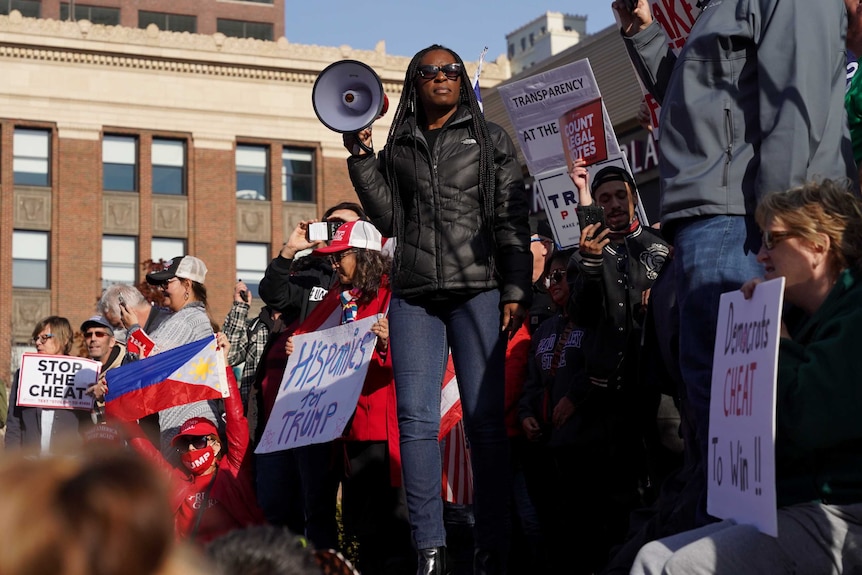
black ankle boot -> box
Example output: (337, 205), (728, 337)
(417, 546), (448, 575)
(473, 549), (506, 575)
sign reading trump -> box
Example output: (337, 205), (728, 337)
(17, 354), (100, 410)
(256, 315), (378, 453)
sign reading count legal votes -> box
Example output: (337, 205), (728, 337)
(707, 277), (784, 537)
(17, 353), (100, 410)
(256, 315), (377, 454)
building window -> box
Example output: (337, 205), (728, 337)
(236, 243), (269, 298)
(60, 3), (119, 25)
(102, 236), (137, 289)
(138, 10), (196, 33)
(529, 33), (534, 46)
(508, 43), (514, 59)
(152, 139), (186, 195)
(217, 18), (273, 41)
(0, 0), (40, 18)
(152, 238), (186, 265)
(13, 230), (48, 288)
(236, 145), (268, 200)
(520, 38), (526, 52)
(282, 148), (314, 202)
(13, 128), (50, 186)
(103, 135), (137, 192)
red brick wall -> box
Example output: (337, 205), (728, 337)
(39, 0), (285, 39)
(0, 123), (13, 388)
(320, 154), (360, 208)
(55, 136), (103, 326)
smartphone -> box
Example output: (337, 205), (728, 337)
(118, 294), (127, 309)
(578, 205), (606, 231)
(239, 290), (249, 303)
(623, 0), (637, 11)
(307, 221), (343, 242)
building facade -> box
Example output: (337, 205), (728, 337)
(506, 11), (587, 76)
(487, 23), (660, 222)
(2, 0), (284, 39)
(0, 8), (508, 382)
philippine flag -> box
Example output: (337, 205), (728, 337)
(105, 336), (227, 422)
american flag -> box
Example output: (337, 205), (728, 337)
(439, 353), (473, 504)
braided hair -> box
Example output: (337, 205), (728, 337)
(382, 44), (498, 279)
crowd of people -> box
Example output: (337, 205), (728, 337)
(4, 0), (862, 572)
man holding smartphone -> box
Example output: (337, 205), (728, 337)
(566, 160), (670, 570)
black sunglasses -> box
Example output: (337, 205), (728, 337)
(416, 63), (462, 80)
(549, 270), (567, 285)
(177, 435), (211, 451)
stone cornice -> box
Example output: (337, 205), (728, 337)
(0, 11), (510, 86)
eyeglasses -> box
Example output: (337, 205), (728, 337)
(159, 277), (180, 289)
(549, 270), (567, 285)
(32, 334), (55, 345)
(416, 63), (462, 80)
(177, 435), (212, 452)
(85, 331), (110, 339)
(762, 230), (798, 250)
(328, 249), (357, 266)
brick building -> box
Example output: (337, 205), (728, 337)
(3, 0), (284, 39)
(0, 6), (509, 383)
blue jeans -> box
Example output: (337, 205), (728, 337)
(389, 290), (512, 552)
(672, 215), (763, 525)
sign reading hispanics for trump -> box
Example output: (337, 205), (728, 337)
(17, 354), (100, 410)
(256, 315), (378, 454)
(707, 277), (784, 537)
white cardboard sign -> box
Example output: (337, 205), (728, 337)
(17, 353), (100, 410)
(707, 277), (784, 537)
(255, 315), (377, 453)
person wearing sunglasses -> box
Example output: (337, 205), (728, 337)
(6, 316), (88, 453)
(633, 180), (862, 573)
(343, 44), (531, 575)
(518, 248), (597, 571)
(282, 220), (414, 574)
(136, 255), (221, 458)
(253, 202), (368, 546)
(128, 331), (265, 544)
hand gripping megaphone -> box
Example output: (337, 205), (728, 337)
(312, 60), (389, 154)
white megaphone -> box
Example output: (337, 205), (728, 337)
(312, 60), (389, 154)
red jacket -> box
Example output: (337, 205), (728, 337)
(131, 368), (266, 543)
(292, 277), (401, 485)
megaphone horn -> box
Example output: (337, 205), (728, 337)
(312, 60), (386, 137)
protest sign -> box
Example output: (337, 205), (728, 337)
(498, 59), (620, 177)
(707, 277), (784, 537)
(559, 98), (608, 168)
(535, 153), (643, 249)
(255, 315), (377, 453)
(126, 328), (157, 358)
(17, 353), (100, 410)
(501, 59), (647, 248)
(616, 0), (702, 138)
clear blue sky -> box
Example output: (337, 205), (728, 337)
(284, 1), (617, 61)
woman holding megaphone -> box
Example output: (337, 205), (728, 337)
(343, 45), (532, 575)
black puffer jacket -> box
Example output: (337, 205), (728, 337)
(347, 107), (532, 305)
